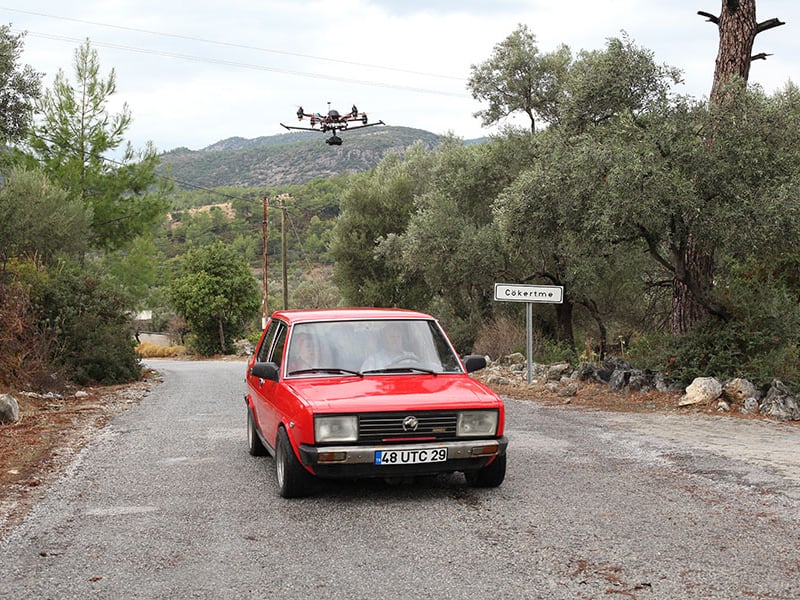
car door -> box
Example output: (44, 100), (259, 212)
(248, 319), (288, 449)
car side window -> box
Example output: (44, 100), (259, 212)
(256, 319), (279, 363)
(269, 322), (288, 368)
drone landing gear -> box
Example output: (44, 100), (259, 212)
(325, 134), (343, 146)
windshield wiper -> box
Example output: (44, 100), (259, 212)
(360, 367), (437, 375)
(288, 367), (363, 377)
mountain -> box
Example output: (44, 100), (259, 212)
(158, 126), (445, 188)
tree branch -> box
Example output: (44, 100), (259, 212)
(697, 10), (719, 25)
(757, 18), (785, 34)
(751, 52), (772, 62)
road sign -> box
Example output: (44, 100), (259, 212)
(494, 283), (563, 304)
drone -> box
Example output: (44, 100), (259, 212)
(280, 103), (385, 145)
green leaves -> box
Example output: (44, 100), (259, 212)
(0, 26), (41, 145)
(24, 40), (169, 251)
(169, 242), (260, 355)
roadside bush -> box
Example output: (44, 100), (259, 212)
(664, 319), (799, 389)
(36, 263), (141, 385)
(0, 263), (51, 388)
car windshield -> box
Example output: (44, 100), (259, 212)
(285, 319), (463, 377)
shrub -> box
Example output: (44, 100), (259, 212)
(664, 319), (799, 389)
(473, 316), (527, 360)
(36, 263), (141, 385)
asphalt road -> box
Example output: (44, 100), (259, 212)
(1, 359), (798, 599)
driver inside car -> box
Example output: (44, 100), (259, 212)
(360, 323), (418, 372)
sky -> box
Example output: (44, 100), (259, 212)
(2, 1), (798, 154)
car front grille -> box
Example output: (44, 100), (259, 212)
(358, 411), (458, 443)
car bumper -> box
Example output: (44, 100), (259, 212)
(298, 437), (508, 479)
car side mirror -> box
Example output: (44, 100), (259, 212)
(250, 362), (280, 382)
(462, 355), (487, 373)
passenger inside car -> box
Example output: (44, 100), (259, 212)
(287, 332), (317, 373)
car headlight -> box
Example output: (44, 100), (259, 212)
(457, 410), (498, 437)
(315, 416), (358, 443)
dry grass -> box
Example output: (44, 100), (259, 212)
(135, 341), (186, 358)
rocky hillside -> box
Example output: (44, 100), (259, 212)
(158, 126), (446, 188)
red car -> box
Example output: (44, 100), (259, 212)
(245, 308), (507, 497)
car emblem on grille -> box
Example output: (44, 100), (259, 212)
(402, 416), (419, 431)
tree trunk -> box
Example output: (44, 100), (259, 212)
(671, 239), (716, 335)
(675, 0), (781, 334)
(709, 0), (758, 103)
(218, 315), (226, 354)
(554, 301), (575, 349)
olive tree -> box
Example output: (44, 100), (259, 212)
(0, 26), (41, 145)
(170, 242), (261, 355)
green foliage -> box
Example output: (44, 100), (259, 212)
(22, 40), (169, 250)
(533, 339), (578, 366)
(0, 167), (91, 265)
(664, 320), (798, 389)
(35, 261), (142, 385)
(0, 26), (41, 145)
(169, 241), (260, 355)
(330, 147), (433, 308)
(468, 23), (571, 132)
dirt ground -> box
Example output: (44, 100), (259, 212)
(0, 364), (793, 538)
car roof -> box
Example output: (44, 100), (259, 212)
(269, 307), (435, 325)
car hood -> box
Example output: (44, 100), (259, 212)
(285, 374), (502, 413)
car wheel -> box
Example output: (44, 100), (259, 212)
(465, 454), (506, 488)
(275, 427), (315, 498)
(247, 408), (268, 456)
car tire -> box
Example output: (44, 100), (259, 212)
(275, 426), (315, 498)
(465, 454), (506, 488)
(247, 408), (268, 456)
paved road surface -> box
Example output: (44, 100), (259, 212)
(1, 359), (798, 599)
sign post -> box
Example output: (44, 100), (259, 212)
(493, 283), (564, 383)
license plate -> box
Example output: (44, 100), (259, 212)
(374, 448), (447, 465)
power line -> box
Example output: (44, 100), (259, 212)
(1, 6), (464, 81)
(21, 30), (468, 98)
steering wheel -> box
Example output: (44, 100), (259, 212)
(385, 353), (419, 369)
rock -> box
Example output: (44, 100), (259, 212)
(557, 383), (578, 398)
(575, 362), (598, 381)
(486, 375), (511, 386)
(0, 394), (20, 424)
(603, 356), (633, 372)
(74, 390), (89, 398)
(546, 363), (571, 381)
(679, 377), (722, 407)
(716, 400), (730, 412)
(628, 369), (653, 392)
(742, 397), (760, 414)
(499, 352), (525, 366)
(723, 378), (760, 405)
(759, 380), (800, 421)
(608, 369), (630, 392)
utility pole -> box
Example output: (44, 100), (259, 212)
(278, 194), (290, 310)
(261, 195), (269, 328)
